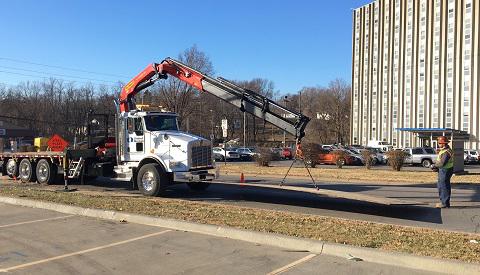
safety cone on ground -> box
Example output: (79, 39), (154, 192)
(240, 172), (245, 186)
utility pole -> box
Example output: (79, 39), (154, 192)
(298, 91), (302, 112)
(210, 109), (214, 141)
(243, 111), (246, 148)
(283, 96), (289, 147)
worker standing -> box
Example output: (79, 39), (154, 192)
(431, 136), (454, 208)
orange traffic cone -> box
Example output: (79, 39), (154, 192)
(240, 173), (245, 185)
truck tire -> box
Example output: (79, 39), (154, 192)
(187, 182), (211, 191)
(36, 159), (57, 185)
(6, 159), (19, 179)
(137, 163), (168, 196)
(19, 159), (36, 183)
(422, 159), (432, 168)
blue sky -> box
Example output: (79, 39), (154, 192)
(0, 0), (371, 94)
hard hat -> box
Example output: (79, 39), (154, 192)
(437, 136), (449, 144)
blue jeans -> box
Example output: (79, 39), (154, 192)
(437, 168), (453, 207)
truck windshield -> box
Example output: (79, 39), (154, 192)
(144, 115), (178, 131)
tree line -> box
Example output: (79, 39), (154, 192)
(0, 46), (351, 146)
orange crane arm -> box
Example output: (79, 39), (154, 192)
(119, 58), (204, 112)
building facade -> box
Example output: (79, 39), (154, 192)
(351, 0), (479, 149)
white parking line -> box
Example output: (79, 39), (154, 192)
(0, 229), (172, 272)
(0, 215), (75, 228)
(267, 254), (317, 275)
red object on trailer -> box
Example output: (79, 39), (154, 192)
(47, 134), (69, 152)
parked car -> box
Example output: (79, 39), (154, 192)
(402, 147), (437, 168)
(464, 150), (479, 164)
(270, 148), (283, 160)
(317, 149), (361, 166)
(282, 147), (293, 160)
(235, 147), (257, 161)
(364, 147), (386, 164)
(212, 147), (240, 161)
(321, 144), (338, 150)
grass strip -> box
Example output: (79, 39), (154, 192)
(219, 164), (480, 184)
(0, 185), (479, 263)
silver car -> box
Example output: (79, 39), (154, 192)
(212, 147), (240, 161)
(403, 147), (437, 168)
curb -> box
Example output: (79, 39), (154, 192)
(0, 196), (478, 274)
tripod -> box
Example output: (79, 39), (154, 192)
(280, 144), (319, 190)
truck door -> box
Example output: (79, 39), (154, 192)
(126, 117), (144, 162)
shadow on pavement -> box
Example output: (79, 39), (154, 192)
(161, 183), (444, 225)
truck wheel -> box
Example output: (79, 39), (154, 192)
(19, 159), (36, 183)
(187, 182), (211, 191)
(36, 159), (57, 185)
(6, 159), (19, 179)
(137, 163), (168, 196)
(422, 159), (432, 168)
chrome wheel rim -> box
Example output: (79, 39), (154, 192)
(37, 163), (48, 182)
(142, 171), (156, 192)
(20, 162), (30, 178)
(6, 160), (16, 175)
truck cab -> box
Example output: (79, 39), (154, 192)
(114, 110), (214, 195)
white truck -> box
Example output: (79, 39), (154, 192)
(0, 58), (310, 196)
(367, 140), (393, 152)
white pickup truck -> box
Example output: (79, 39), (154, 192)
(367, 140), (393, 152)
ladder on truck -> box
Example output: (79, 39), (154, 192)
(67, 157), (84, 179)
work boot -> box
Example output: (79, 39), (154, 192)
(435, 203), (449, 208)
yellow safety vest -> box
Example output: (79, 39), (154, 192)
(437, 148), (454, 169)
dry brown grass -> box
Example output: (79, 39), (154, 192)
(218, 163), (480, 184)
(0, 185), (479, 263)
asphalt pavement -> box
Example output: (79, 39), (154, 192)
(0, 203), (436, 274)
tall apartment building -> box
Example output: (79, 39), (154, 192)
(351, 0), (479, 149)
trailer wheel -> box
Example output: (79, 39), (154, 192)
(6, 159), (19, 179)
(187, 182), (211, 191)
(19, 159), (36, 183)
(137, 163), (167, 196)
(36, 159), (57, 185)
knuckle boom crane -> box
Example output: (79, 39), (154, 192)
(119, 58), (310, 144)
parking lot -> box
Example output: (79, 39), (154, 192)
(0, 203), (436, 275)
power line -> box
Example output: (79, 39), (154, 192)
(0, 57), (130, 79)
(0, 115), (75, 126)
(0, 69), (122, 89)
(0, 65), (120, 84)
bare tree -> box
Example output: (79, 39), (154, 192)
(296, 79), (351, 145)
(153, 45), (214, 128)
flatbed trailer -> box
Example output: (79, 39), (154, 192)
(0, 149), (105, 185)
